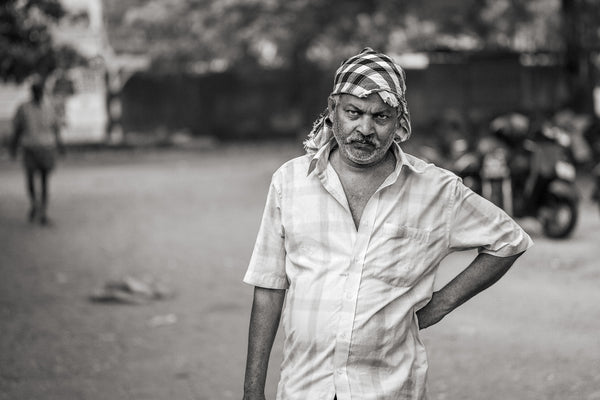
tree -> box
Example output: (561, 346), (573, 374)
(0, 0), (84, 83)
(105, 0), (567, 71)
(104, 0), (598, 113)
(561, 0), (598, 113)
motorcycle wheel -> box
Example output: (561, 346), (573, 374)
(539, 194), (578, 239)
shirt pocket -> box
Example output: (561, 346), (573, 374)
(371, 222), (431, 287)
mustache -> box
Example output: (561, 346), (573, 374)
(345, 134), (376, 145)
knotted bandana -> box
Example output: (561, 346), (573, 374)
(304, 48), (412, 154)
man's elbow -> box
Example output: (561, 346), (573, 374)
(253, 286), (286, 306)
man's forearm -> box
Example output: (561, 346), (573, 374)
(243, 286), (286, 399)
(10, 129), (21, 157)
(418, 252), (524, 329)
(54, 129), (65, 153)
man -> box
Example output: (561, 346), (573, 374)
(10, 78), (64, 225)
(243, 48), (533, 400)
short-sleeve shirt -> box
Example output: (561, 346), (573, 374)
(13, 100), (58, 148)
(244, 140), (533, 400)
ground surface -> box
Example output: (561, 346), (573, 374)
(0, 143), (599, 400)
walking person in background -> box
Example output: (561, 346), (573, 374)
(242, 48), (533, 400)
(10, 78), (64, 226)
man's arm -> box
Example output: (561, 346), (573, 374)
(417, 252), (523, 329)
(10, 107), (23, 159)
(52, 110), (65, 155)
(243, 286), (286, 400)
(54, 126), (65, 155)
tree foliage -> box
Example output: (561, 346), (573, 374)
(104, 0), (571, 74)
(0, 0), (84, 83)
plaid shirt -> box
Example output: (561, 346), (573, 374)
(244, 141), (533, 400)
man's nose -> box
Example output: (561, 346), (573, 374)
(357, 115), (375, 136)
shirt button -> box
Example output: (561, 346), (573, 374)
(337, 369), (343, 375)
(345, 292), (353, 301)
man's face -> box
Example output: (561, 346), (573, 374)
(329, 93), (399, 167)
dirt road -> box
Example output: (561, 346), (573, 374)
(1, 144), (599, 400)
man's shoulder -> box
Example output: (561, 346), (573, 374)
(268, 154), (315, 193)
(274, 153), (312, 176)
(404, 152), (459, 181)
(401, 152), (462, 197)
(14, 101), (29, 115)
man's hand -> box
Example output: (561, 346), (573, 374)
(417, 252), (524, 330)
(416, 292), (448, 330)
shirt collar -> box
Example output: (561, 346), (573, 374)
(307, 140), (425, 177)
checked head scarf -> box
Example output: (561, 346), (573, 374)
(304, 48), (412, 154)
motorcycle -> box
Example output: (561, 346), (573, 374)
(453, 114), (579, 239)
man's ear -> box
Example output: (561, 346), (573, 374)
(395, 115), (410, 142)
(326, 96), (336, 127)
(327, 96), (336, 113)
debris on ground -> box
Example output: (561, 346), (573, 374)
(89, 276), (174, 305)
(148, 313), (178, 327)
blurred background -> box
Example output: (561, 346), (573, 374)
(1, 0), (600, 399)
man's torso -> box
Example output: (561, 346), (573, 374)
(331, 149), (396, 230)
(244, 142), (532, 399)
(270, 149), (451, 400)
(16, 101), (57, 148)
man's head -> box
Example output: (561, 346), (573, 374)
(328, 93), (398, 167)
(31, 79), (45, 103)
(304, 48), (411, 155)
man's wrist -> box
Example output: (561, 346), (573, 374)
(243, 387), (266, 399)
(243, 378), (266, 396)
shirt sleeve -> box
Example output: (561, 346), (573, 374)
(12, 105), (24, 134)
(448, 178), (533, 257)
(243, 175), (289, 289)
(10, 105), (25, 151)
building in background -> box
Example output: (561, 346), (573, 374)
(0, 0), (148, 146)
(51, 0), (109, 144)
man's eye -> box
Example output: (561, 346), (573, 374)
(347, 110), (359, 117)
(375, 114), (390, 121)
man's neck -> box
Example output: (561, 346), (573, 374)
(330, 149), (395, 176)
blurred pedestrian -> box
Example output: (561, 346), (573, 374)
(242, 48), (533, 400)
(10, 78), (64, 225)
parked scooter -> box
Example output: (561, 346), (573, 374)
(453, 113), (579, 238)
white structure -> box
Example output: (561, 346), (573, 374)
(52, 0), (110, 143)
(0, 0), (110, 144)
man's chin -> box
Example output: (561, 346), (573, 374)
(347, 142), (374, 155)
(346, 151), (380, 166)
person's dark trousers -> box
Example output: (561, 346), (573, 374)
(25, 167), (50, 224)
(23, 146), (54, 225)
(25, 167), (37, 221)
